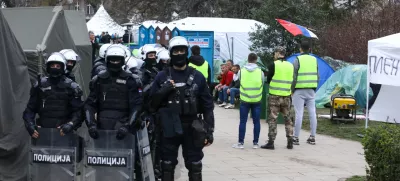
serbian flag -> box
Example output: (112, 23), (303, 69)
(276, 19), (318, 39)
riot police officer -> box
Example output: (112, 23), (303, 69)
(149, 36), (215, 181)
(91, 43), (111, 78)
(84, 44), (144, 138)
(139, 45), (161, 85)
(60, 49), (80, 81)
(84, 44), (145, 180)
(22, 52), (83, 138)
(156, 48), (170, 71)
(135, 45), (167, 180)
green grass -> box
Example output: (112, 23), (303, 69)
(346, 176), (366, 181)
(301, 108), (384, 142)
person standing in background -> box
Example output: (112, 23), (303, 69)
(232, 53), (264, 149)
(89, 31), (100, 63)
(292, 40), (319, 145)
(261, 46), (295, 150)
(189, 45), (212, 84)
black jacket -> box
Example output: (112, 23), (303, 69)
(188, 55), (211, 83)
(91, 40), (100, 63)
(123, 33), (133, 44)
(229, 75), (240, 89)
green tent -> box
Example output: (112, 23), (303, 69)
(315, 65), (373, 108)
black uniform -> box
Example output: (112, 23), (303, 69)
(23, 76), (83, 134)
(65, 72), (76, 82)
(136, 62), (163, 179)
(91, 57), (107, 78)
(123, 33), (133, 44)
(84, 70), (143, 133)
(149, 66), (215, 181)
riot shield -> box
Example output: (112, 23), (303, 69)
(83, 130), (135, 181)
(137, 127), (155, 181)
(29, 128), (79, 181)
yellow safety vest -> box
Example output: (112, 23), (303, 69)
(240, 68), (263, 103)
(269, 60), (294, 96)
(295, 54), (318, 88)
(189, 61), (209, 79)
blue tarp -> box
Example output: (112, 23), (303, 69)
(287, 53), (335, 91)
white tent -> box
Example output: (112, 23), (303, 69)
(366, 33), (400, 127)
(86, 5), (124, 36)
(168, 17), (266, 64)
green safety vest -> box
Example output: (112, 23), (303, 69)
(295, 54), (318, 88)
(269, 60), (294, 96)
(240, 68), (263, 103)
(189, 61), (209, 79)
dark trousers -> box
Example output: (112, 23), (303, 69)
(209, 82), (220, 101)
(239, 102), (261, 144)
(162, 122), (204, 169)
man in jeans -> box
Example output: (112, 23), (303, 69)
(233, 53), (264, 149)
(225, 64), (241, 109)
(216, 64), (234, 106)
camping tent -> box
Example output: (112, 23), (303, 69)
(366, 33), (400, 125)
(86, 5), (124, 36)
(168, 17), (265, 63)
(315, 65), (373, 108)
(0, 9), (31, 181)
(1, 6), (91, 97)
(287, 53), (335, 90)
(64, 10), (92, 96)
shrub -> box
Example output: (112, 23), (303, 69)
(362, 123), (400, 181)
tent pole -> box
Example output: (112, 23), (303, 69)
(225, 34), (231, 61)
(42, 6), (62, 47)
(365, 63), (370, 129)
(231, 37), (234, 63)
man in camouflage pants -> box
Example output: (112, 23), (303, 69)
(261, 46), (295, 150)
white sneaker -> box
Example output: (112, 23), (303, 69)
(224, 104), (234, 109)
(232, 143), (244, 149)
(218, 102), (227, 107)
(253, 144), (259, 149)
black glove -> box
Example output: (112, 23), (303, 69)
(158, 81), (175, 96)
(60, 122), (74, 135)
(116, 125), (130, 140)
(25, 121), (37, 136)
(206, 131), (214, 145)
(88, 125), (99, 139)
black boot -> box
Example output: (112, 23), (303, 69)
(187, 161), (202, 181)
(287, 137), (293, 149)
(161, 161), (175, 181)
(261, 140), (275, 150)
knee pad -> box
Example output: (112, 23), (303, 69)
(185, 161), (202, 172)
(162, 161), (175, 172)
(191, 161), (202, 172)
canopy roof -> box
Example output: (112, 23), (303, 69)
(86, 5), (124, 35)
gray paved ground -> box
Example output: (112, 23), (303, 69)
(175, 106), (367, 181)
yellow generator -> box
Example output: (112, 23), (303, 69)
(330, 94), (357, 123)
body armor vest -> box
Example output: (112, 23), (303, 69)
(140, 66), (159, 87)
(165, 67), (199, 120)
(37, 77), (73, 128)
(96, 71), (130, 130)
